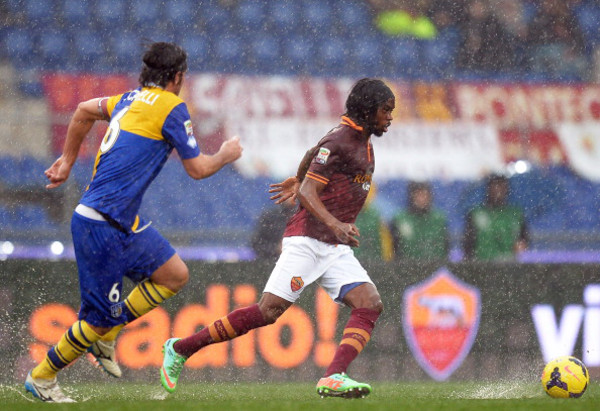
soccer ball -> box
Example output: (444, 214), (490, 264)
(541, 356), (589, 398)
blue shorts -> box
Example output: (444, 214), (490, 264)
(71, 211), (175, 327)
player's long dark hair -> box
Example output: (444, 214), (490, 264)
(139, 42), (188, 88)
(344, 78), (394, 132)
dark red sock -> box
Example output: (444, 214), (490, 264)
(174, 303), (267, 358)
(324, 307), (380, 377)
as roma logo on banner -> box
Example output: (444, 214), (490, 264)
(403, 268), (481, 381)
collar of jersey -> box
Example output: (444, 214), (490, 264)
(146, 82), (164, 90)
(340, 116), (364, 132)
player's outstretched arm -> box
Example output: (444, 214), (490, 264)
(268, 146), (317, 204)
(45, 98), (107, 189)
(182, 136), (243, 180)
(269, 176), (299, 204)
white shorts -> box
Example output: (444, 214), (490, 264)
(263, 236), (374, 303)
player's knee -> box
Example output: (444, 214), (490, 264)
(171, 265), (189, 291)
(362, 294), (384, 314)
(155, 264), (189, 293)
(372, 298), (384, 314)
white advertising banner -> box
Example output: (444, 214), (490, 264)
(372, 122), (504, 180)
(186, 74), (507, 180)
(556, 123), (600, 182)
(227, 119), (505, 180)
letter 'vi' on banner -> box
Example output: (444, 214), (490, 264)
(403, 267), (481, 381)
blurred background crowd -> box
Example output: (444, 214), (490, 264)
(1, 0), (600, 263)
(2, 0), (600, 92)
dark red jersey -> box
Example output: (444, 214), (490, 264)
(284, 116), (374, 244)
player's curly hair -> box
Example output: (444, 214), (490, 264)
(344, 78), (394, 130)
(139, 42), (188, 88)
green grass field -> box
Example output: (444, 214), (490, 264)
(1, 381), (599, 411)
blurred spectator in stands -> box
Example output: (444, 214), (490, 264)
(424, 0), (466, 34)
(353, 183), (393, 262)
(463, 174), (529, 261)
(456, 0), (516, 72)
(527, 0), (588, 80)
(494, 0), (530, 70)
(370, 0), (438, 39)
(390, 181), (449, 261)
(251, 197), (296, 260)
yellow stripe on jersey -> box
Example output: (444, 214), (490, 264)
(306, 171), (329, 185)
(88, 87), (186, 190)
(131, 215), (140, 232)
(113, 87), (185, 142)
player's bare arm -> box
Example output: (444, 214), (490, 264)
(45, 98), (108, 189)
(182, 136), (243, 180)
(297, 178), (360, 247)
(269, 146), (318, 204)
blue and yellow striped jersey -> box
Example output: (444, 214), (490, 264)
(80, 86), (200, 232)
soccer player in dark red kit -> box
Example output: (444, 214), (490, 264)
(161, 78), (395, 399)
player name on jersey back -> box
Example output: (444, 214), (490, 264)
(126, 89), (160, 106)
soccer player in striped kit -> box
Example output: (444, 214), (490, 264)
(25, 42), (242, 403)
(161, 78), (395, 399)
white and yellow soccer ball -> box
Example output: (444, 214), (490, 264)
(541, 356), (589, 398)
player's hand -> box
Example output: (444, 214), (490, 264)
(219, 136), (243, 164)
(331, 222), (360, 247)
(269, 176), (299, 204)
(44, 156), (72, 189)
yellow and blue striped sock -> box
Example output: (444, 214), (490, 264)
(122, 279), (176, 323)
(32, 320), (101, 380)
(100, 324), (124, 342)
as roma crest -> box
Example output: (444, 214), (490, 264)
(403, 267), (480, 381)
(291, 276), (304, 292)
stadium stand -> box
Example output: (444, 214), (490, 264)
(1, 151), (598, 254)
(2, 0), (599, 92)
(1, 0), (599, 259)
(247, 33), (281, 74)
(268, 1), (302, 35)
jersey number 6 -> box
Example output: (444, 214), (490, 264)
(100, 106), (130, 153)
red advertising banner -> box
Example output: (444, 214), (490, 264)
(42, 73), (137, 157)
(41, 74), (600, 180)
(451, 83), (600, 128)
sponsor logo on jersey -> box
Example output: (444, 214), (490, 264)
(291, 276), (304, 292)
(184, 120), (194, 136)
(353, 173), (372, 184)
(403, 268), (480, 381)
(315, 148), (330, 164)
(184, 120), (197, 148)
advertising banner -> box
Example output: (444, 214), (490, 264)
(3, 260), (600, 384)
(556, 123), (600, 182)
(403, 268), (480, 381)
(227, 119), (504, 180)
(41, 74), (600, 180)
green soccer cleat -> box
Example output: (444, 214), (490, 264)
(160, 338), (187, 394)
(316, 372), (372, 399)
